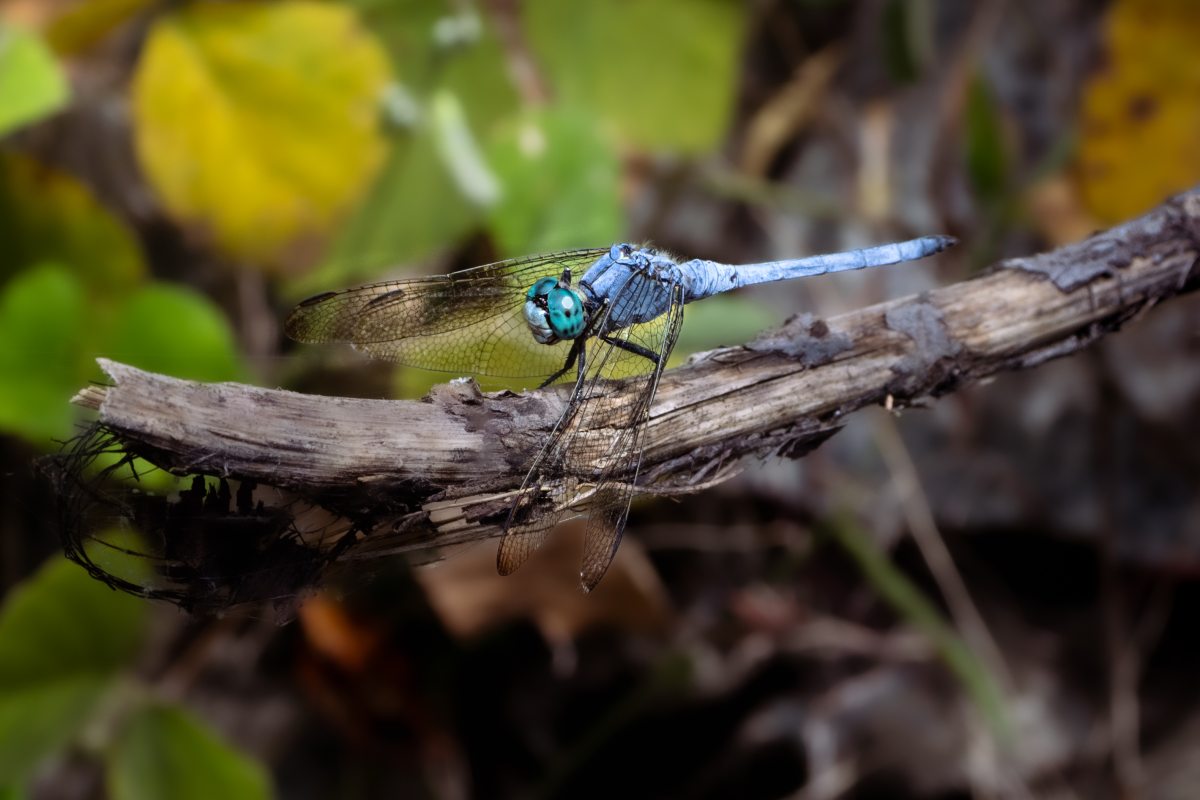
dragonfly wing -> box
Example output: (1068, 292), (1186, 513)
(285, 249), (607, 379)
(495, 393), (586, 576)
(496, 274), (685, 589)
(578, 282), (684, 590)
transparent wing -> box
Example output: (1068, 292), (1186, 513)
(285, 248), (608, 379)
(496, 275), (685, 590)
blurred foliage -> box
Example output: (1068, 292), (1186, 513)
(0, 25), (67, 136)
(486, 106), (622, 256)
(0, 261), (243, 443)
(314, 115), (482, 290)
(43, 0), (156, 55)
(1077, 0), (1200, 222)
(0, 154), (243, 443)
(524, 0), (744, 153)
(311, 0), (745, 288)
(0, 558), (267, 797)
(0, 153), (143, 291)
(669, 293), (778, 367)
(108, 705), (270, 800)
(103, 284), (244, 383)
(825, 515), (1010, 740)
(132, 1), (392, 269)
(965, 73), (1010, 209)
(0, 558), (144, 787)
(308, 1), (517, 284)
(881, 0), (935, 83)
(0, 265), (87, 441)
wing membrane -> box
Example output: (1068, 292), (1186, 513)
(497, 273), (685, 588)
(285, 249), (607, 379)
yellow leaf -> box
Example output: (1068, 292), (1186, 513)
(1076, 0), (1200, 223)
(131, 1), (391, 268)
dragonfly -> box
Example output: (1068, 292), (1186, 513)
(285, 235), (954, 590)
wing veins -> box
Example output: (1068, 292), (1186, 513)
(496, 269), (684, 582)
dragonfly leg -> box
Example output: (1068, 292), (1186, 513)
(599, 334), (661, 367)
(537, 337), (585, 388)
(537, 296), (608, 389)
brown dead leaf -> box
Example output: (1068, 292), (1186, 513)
(1024, 176), (1100, 247)
(298, 594), (386, 673)
(416, 520), (673, 643)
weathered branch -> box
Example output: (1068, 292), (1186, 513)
(63, 188), (1200, 598)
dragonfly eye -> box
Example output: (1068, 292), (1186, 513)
(526, 276), (559, 301)
(524, 278), (587, 344)
(545, 286), (587, 340)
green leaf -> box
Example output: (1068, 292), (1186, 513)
(132, 0), (392, 267)
(524, 0), (745, 153)
(0, 153), (144, 292)
(108, 705), (271, 800)
(307, 2), (521, 289)
(302, 124), (479, 293)
(353, 0), (518, 130)
(487, 106), (622, 256)
(0, 784), (27, 800)
(965, 73), (1009, 206)
(0, 26), (69, 136)
(103, 283), (245, 383)
(882, 0), (935, 83)
(0, 557), (146, 785)
(0, 558), (144, 693)
(0, 677), (111, 786)
(0, 264), (87, 442)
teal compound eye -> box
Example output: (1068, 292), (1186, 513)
(525, 276), (559, 301)
(523, 278), (587, 344)
(545, 286), (587, 339)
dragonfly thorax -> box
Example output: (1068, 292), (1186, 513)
(524, 276), (589, 344)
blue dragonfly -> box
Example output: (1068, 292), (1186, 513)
(286, 235), (954, 590)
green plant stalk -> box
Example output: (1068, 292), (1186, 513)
(824, 514), (1012, 741)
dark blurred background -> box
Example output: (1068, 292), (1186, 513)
(2, 0), (1200, 798)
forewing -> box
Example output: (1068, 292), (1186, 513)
(496, 274), (685, 589)
(285, 249), (607, 378)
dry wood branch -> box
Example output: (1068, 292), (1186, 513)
(66, 188), (1200, 580)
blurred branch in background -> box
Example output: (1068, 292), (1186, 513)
(49, 186), (1200, 613)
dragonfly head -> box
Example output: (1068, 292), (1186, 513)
(525, 276), (588, 344)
